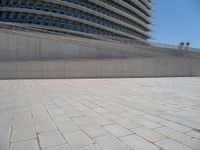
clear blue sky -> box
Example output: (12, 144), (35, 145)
(152, 0), (200, 48)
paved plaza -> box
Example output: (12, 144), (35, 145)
(0, 77), (200, 150)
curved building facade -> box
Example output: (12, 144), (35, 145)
(0, 0), (153, 42)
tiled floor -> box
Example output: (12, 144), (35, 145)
(0, 78), (200, 150)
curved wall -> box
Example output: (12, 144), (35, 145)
(0, 0), (152, 42)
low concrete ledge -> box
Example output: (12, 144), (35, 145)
(0, 57), (199, 79)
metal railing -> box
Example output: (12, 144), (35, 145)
(150, 42), (200, 52)
(0, 22), (200, 53)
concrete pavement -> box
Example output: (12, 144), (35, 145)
(0, 78), (200, 150)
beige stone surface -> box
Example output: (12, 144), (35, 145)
(0, 78), (200, 150)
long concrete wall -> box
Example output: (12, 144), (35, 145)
(0, 28), (200, 79)
(2, 28), (199, 61)
(0, 57), (199, 79)
(0, 28), (136, 61)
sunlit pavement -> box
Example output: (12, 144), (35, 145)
(0, 77), (200, 150)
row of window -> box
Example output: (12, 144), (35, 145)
(138, 0), (151, 10)
(0, 0), (150, 31)
(122, 0), (150, 17)
(62, 0), (150, 23)
(65, 0), (149, 31)
(98, 0), (149, 23)
(0, 0), (148, 39)
(0, 11), (141, 40)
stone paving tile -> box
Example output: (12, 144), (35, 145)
(95, 134), (131, 150)
(155, 138), (193, 150)
(51, 115), (71, 123)
(182, 138), (200, 150)
(11, 127), (36, 142)
(32, 113), (52, 123)
(83, 110), (102, 118)
(31, 111), (47, 118)
(75, 144), (102, 150)
(91, 116), (113, 126)
(134, 118), (162, 129)
(35, 121), (57, 133)
(160, 114), (200, 130)
(0, 117), (12, 128)
(119, 112), (141, 120)
(64, 110), (84, 118)
(13, 118), (34, 129)
(73, 116), (97, 127)
(103, 123), (132, 137)
(116, 118), (141, 129)
(63, 130), (94, 149)
(0, 78), (200, 149)
(94, 107), (109, 114)
(43, 144), (71, 150)
(13, 111), (32, 120)
(186, 130), (200, 139)
(0, 139), (9, 150)
(154, 127), (192, 142)
(10, 139), (40, 150)
(131, 127), (166, 142)
(161, 121), (193, 133)
(57, 121), (80, 132)
(120, 134), (160, 150)
(102, 112), (123, 121)
(38, 130), (66, 149)
(142, 114), (166, 123)
(13, 107), (30, 113)
(0, 126), (12, 141)
(81, 125), (108, 138)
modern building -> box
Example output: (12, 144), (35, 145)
(0, 0), (153, 42)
